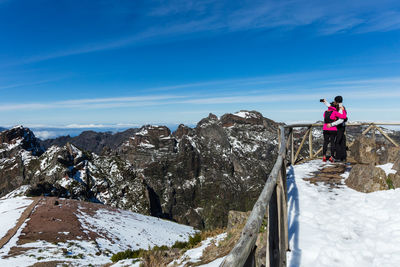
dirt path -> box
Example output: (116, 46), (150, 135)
(304, 163), (351, 187)
(0, 197), (42, 249)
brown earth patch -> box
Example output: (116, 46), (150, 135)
(16, 197), (100, 246)
(5, 197), (123, 259)
(304, 163), (350, 187)
(29, 261), (67, 267)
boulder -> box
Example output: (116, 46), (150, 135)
(346, 164), (388, 193)
(350, 136), (377, 164)
(388, 173), (400, 188)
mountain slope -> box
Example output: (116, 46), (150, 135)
(0, 195), (195, 266)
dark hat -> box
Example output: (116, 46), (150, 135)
(334, 96), (343, 103)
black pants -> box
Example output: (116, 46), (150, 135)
(323, 130), (336, 157)
(335, 125), (346, 160)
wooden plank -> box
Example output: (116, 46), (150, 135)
(309, 128), (313, 159)
(362, 124), (374, 135)
(277, 171), (288, 266)
(347, 124), (374, 148)
(278, 128), (281, 150)
(293, 128), (310, 164)
(276, 180), (284, 267)
(375, 126), (399, 147)
(285, 128), (292, 153)
(280, 164), (289, 252)
(313, 147), (323, 158)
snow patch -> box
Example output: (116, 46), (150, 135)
(376, 163), (397, 176)
(0, 197), (33, 240)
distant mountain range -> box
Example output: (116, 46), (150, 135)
(1, 113), (399, 230)
(40, 128), (139, 155)
(0, 111), (281, 229)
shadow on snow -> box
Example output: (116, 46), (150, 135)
(287, 165), (301, 267)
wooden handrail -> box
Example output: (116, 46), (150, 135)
(285, 122), (400, 128)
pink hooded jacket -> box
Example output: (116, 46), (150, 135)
(323, 106), (347, 131)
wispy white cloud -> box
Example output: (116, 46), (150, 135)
(4, 0), (400, 65)
(0, 76), (67, 90)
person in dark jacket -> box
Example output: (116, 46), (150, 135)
(333, 96), (348, 161)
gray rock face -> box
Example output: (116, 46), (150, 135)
(0, 111), (280, 230)
(350, 136), (377, 164)
(346, 164), (388, 193)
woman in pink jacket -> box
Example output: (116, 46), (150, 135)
(322, 102), (347, 162)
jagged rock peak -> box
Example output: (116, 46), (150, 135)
(173, 124), (194, 139)
(196, 113), (220, 128)
(220, 110), (265, 127)
(0, 125), (44, 156)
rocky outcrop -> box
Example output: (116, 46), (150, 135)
(346, 164), (388, 193)
(350, 136), (377, 164)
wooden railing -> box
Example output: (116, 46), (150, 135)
(286, 122), (400, 165)
(220, 122), (400, 267)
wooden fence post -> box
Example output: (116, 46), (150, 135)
(290, 131), (294, 165)
(309, 128), (313, 159)
(375, 126), (399, 147)
(294, 128), (310, 164)
(268, 186), (279, 267)
(280, 163), (289, 251)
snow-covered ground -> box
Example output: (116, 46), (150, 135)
(0, 198), (196, 266)
(0, 196), (33, 240)
(77, 207), (196, 252)
(287, 160), (400, 267)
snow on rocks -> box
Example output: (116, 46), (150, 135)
(168, 233), (227, 267)
(287, 160), (400, 267)
(234, 111), (258, 119)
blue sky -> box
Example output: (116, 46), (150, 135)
(1, 0), (400, 131)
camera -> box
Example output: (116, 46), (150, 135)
(319, 99), (324, 102)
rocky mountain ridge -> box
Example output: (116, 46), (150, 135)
(40, 128), (139, 155)
(0, 111), (280, 229)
